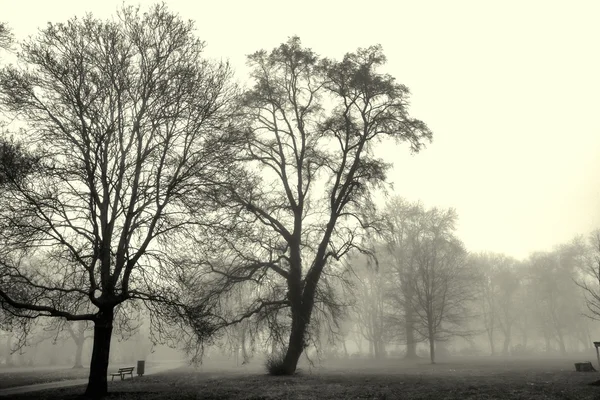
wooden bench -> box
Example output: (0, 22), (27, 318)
(110, 366), (135, 381)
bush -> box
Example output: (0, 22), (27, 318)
(265, 353), (289, 376)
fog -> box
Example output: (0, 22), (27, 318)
(1, 3), (600, 400)
(5, 0), (600, 261)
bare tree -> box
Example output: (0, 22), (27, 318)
(381, 197), (426, 359)
(470, 253), (499, 355)
(400, 207), (475, 364)
(193, 37), (432, 374)
(528, 247), (585, 355)
(348, 252), (389, 358)
(577, 230), (600, 321)
(0, 4), (236, 397)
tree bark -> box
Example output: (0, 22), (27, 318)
(281, 311), (308, 374)
(84, 308), (114, 399)
(73, 339), (84, 369)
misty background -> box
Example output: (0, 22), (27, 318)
(0, 2), (599, 395)
(4, 0), (599, 259)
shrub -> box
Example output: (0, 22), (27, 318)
(265, 353), (289, 376)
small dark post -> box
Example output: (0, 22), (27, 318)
(593, 342), (600, 370)
(137, 360), (145, 377)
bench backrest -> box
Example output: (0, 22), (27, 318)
(118, 367), (134, 372)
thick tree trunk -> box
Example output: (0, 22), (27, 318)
(73, 340), (84, 369)
(84, 308), (114, 399)
(281, 312), (308, 374)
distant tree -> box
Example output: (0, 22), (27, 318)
(401, 207), (475, 364)
(0, 4), (236, 397)
(528, 244), (585, 355)
(493, 259), (521, 355)
(470, 253), (498, 355)
(64, 321), (93, 369)
(577, 230), (600, 321)
(381, 197), (425, 359)
(348, 251), (389, 358)
(193, 37), (432, 374)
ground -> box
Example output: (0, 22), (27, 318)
(3, 357), (600, 399)
(0, 365), (90, 389)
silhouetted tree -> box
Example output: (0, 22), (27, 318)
(195, 37), (432, 374)
(0, 4), (236, 397)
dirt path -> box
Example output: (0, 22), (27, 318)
(0, 361), (185, 397)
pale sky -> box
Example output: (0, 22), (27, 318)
(2, 0), (599, 260)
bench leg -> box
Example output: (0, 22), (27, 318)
(111, 375), (114, 382)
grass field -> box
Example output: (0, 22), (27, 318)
(0, 362), (154, 390)
(0, 366), (90, 389)
(5, 357), (600, 399)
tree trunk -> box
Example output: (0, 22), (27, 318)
(281, 312), (308, 374)
(84, 308), (114, 399)
(405, 317), (418, 358)
(429, 337), (435, 364)
(6, 335), (13, 366)
(502, 326), (512, 355)
(556, 330), (567, 356)
(73, 339), (84, 369)
(487, 327), (495, 356)
(543, 331), (551, 353)
(241, 328), (249, 364)
(404, 286), (418, 359)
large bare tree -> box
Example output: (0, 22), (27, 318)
(0, 4), (236, 397)
(195, 37), (432, 374)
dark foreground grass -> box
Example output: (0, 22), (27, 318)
(0, 367), (90, 389)
(6, 357), (600, 399)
